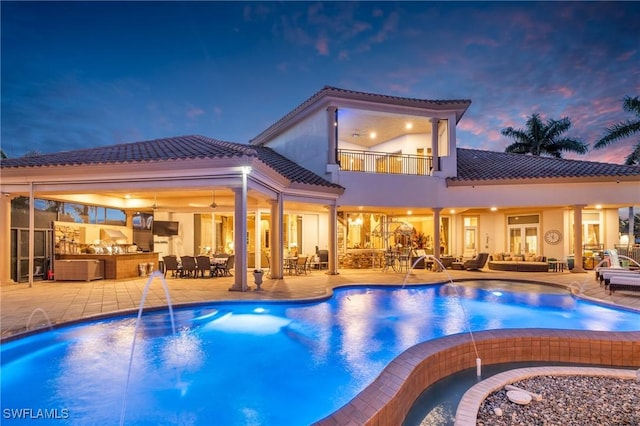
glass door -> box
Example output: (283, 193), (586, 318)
(507, 214), (539, 255)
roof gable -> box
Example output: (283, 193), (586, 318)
(250, 86), (472, 146)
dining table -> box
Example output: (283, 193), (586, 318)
(284, 257), (298, 275)
(210, 257), (229, 276)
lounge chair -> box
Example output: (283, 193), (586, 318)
(609, 274), (640, 294)
(451, 252), (489, 271)
(599, 269), (640, 287)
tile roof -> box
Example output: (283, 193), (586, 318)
(250, 86), (472, 145)
(0, 135), (252, 167)
(0, 135), (342, 189)
(252, 146), (342, 188)
(451, 148), (640, 183)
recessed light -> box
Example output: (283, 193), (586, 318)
(369, 131), (376, 139)
(490, 207), (498, 212)
(405, 122), (413, 130)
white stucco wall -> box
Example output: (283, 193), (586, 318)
(542, 209), (565, 259)
(263, 109), (329, 178)
(337, 172), (445, 207)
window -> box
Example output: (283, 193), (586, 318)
(507, 214), (539, 254)
(463, 216), (478, 251)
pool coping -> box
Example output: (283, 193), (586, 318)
(313, 329), (640, 425)
(454, 366), (639, 425)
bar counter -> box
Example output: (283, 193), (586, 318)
(56, 253), (160, 280)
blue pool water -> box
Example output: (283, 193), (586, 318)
(2, 280), (640, 425)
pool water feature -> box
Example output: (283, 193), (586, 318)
(404, 255), (482, 376)
(2, 280), (640, 425)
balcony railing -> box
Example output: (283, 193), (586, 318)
(338, 149), (433, 176)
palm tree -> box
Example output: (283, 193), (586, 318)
(594, 96), (640, 165)
(501, 113), (588, 158)
(0, 149), (6, 159)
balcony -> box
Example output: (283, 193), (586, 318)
(338, 149), (433, 176)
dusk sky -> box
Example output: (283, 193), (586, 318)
(2, 1), (639, 164)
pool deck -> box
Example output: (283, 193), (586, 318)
(2, 266), (639, 339)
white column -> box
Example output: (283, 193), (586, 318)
(431, 117), (439, 172)
(229, 171), (249, 291)
(255, 210), (262, 270)
(433, 208), (442, 267)
(269, 196), (284, 279)
(572, 205), (586, 273)
(629, 206), (635, 247)
(0, 193), (13, 284)
(327, 203), (339, 275)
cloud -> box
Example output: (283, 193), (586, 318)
(315, 33), (329, 56)
(186, 105), (205, 119)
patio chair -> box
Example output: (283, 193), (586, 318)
(296, 256), (309, 275)
(262, 253), (271, 277)
(180, 256), (197, 278)
(452, 252), (489, 271)
(196, 255), (214, 278)
(218, 255), (235, 277)
(162, 255), (181, 278)
(398, 248), (411, 273)
(317, 250), (329, 270)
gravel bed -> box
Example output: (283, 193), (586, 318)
(476, 375), (640, 425)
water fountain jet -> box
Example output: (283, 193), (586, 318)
(402, 254), (483, 377)
(120, 270), (177, 426)
(25, 307), (53, 331)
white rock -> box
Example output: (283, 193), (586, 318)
(507, 390), (532, 405)
(494, 407), (503, 416)
(505, 384), (543, 401)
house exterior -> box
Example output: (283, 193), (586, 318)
(2, 86), (639, 289)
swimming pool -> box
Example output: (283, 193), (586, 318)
(2, 280), (639, 425)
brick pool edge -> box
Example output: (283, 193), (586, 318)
(312, 329), (640, 426)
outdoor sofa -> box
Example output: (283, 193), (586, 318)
(487, 253), (548, 272)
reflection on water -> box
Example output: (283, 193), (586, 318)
(2, 281), (640, 426)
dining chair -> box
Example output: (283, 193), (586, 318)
(296, 256), (309, 275)
(196, 255), (214, 278)
(180, 256), (197, 278)
(218, 255), (235, 277)
(162, 255), (181, 278)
